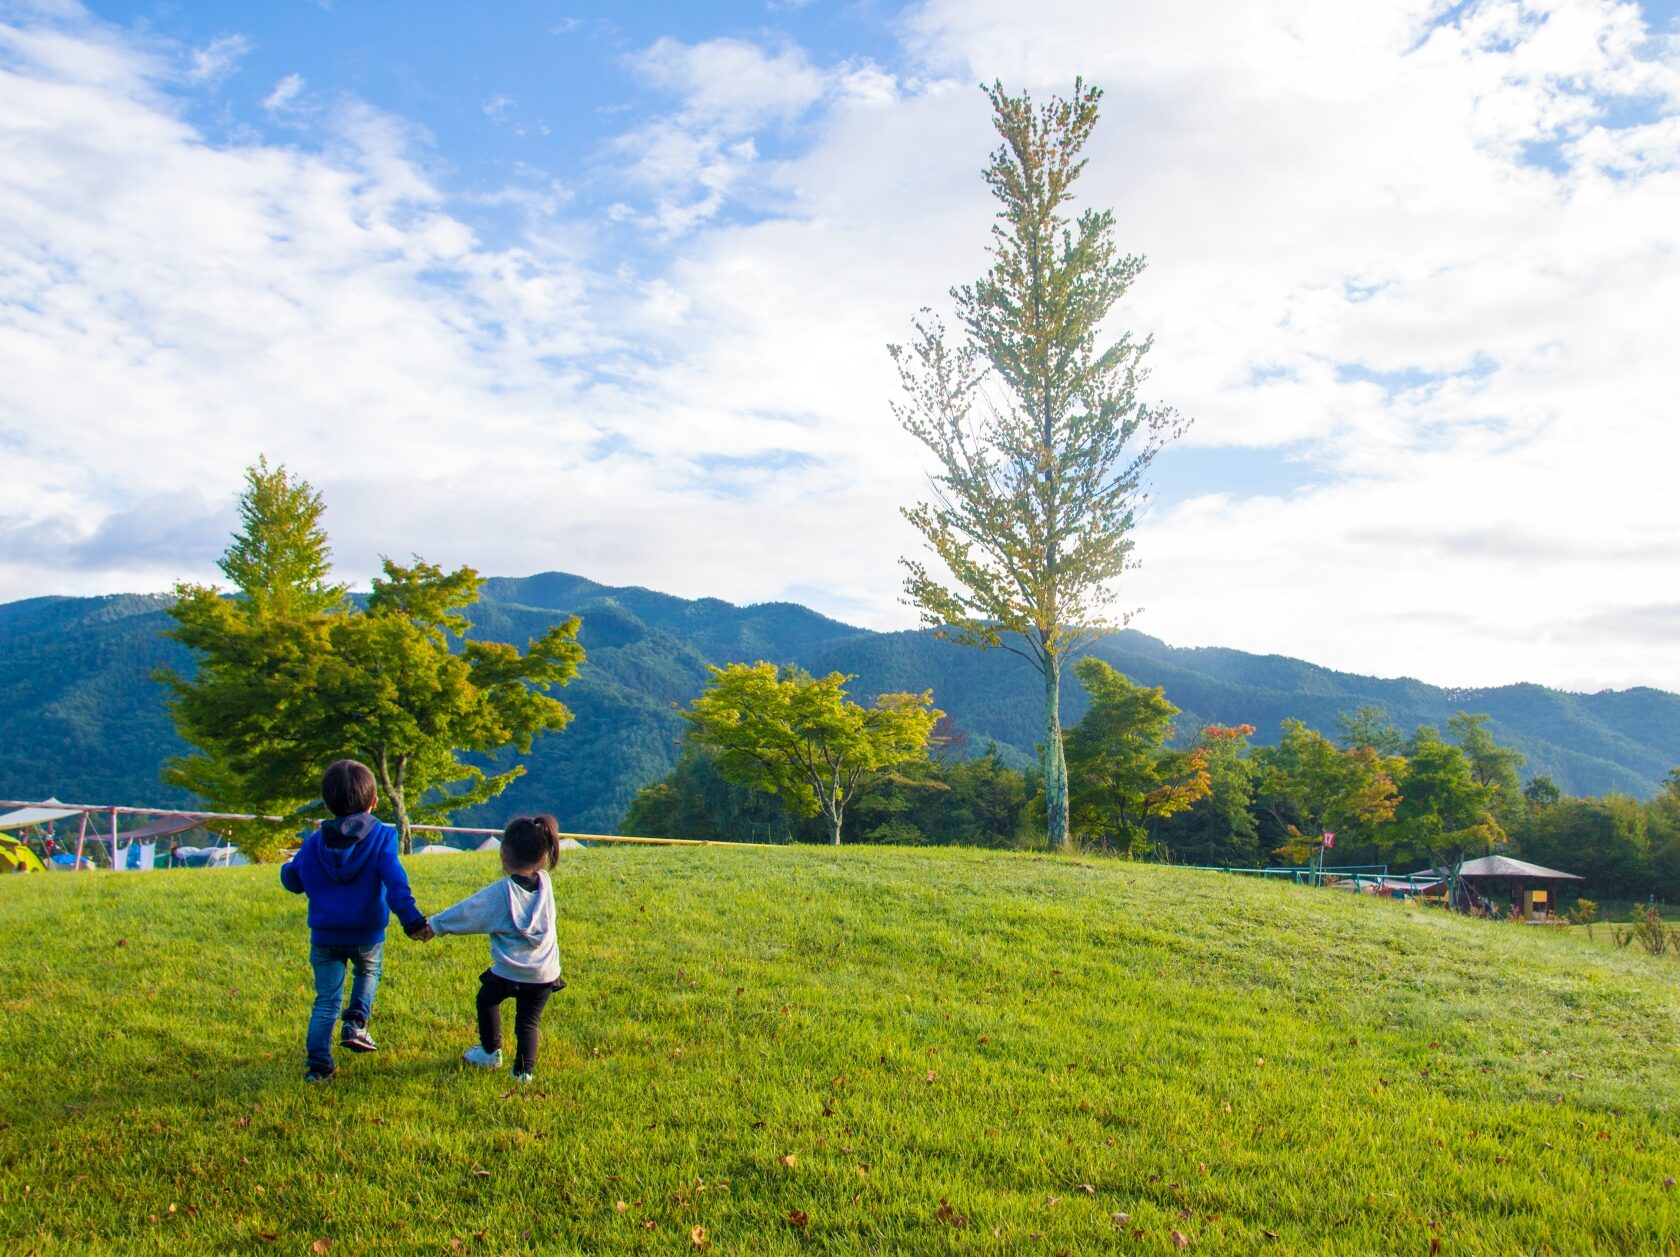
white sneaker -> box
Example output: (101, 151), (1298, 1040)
(462, 1045), (503, 1069)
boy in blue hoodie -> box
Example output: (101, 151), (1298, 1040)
(281, 759), (430, 1081)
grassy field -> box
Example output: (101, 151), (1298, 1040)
(3, 845), (1679, 1255)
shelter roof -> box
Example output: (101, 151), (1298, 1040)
(1455, 855), (1581, 880)
(0, 800), (83, 831)
(112, 816), (209, 843)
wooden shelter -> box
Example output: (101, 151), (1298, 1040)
(1447, 854), (1582, 920)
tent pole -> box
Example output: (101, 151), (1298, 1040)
(110, 807), (120, 872)
(74, 810), (89, 870)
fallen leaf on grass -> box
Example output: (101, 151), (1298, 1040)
(1665, 1177), (1675, 1189)
(255, 1232), (278, 1244)
(643, 1219), (657, 1230)
(1262, 1230), (1279, 1241)
(311, 1241), (332, 1254)
(690, 1224), (709, 1248)
(500, 1091), (514, 1099)
(934, 1198), (969, 1229)
(1045, 1196), (1061, 1206)
(925, 1071), (937, 1084)
(1110, 1213), (1131, 1225)
(471, 1169), (491, 1178)
(615, 1201), (628, 1213)
(237, 1116), (251, 1128)
(779, 1154), (797, 1167)
(1429, 1240), (1441, 1255)
(788, 1209), (809, 1228)
(1079, 1184), (1095, 1195)
(1171, 1231), (1190, 1249)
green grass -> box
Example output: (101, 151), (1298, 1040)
(3, 846), (1679, 1255)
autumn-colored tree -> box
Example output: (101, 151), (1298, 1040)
(1254, 719), (1400, 866)
(682, 663), (942, 845)
(1155, 723), (1261, 867)
(893, 79), (1186, 852)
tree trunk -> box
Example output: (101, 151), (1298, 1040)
(1044, 656), (1070, 850)
(392, 755), (411, 854)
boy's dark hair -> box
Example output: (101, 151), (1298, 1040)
(322, 759), (378, 817)
(503, 814), (562, 871)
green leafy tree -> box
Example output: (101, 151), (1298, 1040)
(1395, 726), (1501, 874)
(1523, 774), (1563, 812)
(1448, 712), (1526, 829)
(681, 663), (941, 846)
(1064, 658), (1209, 855)
(306, 558), (585, 851)
(161, 460), (346, 858)
(1517, 794), (1651, 899)
(162, 461), (584, 856)
(1254, 719), (1400, 865)
(623, 745), (810, 844)
(892, 79), (1186, 852)
(1336, 704), (1404, 756)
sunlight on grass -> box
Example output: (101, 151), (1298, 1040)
(3, 846), (1678, 1254)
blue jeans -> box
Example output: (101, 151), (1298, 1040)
(306, 942), (383, 1071)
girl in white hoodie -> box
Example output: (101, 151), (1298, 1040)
(429, 815), (566, 1082)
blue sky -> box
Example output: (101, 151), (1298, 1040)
(4, 0), (1680, 691)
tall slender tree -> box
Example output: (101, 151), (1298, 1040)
(892, 80), (1186, 850)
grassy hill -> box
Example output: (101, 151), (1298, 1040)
(3, 574), (1678, 835)
(3, 846), (1677, 1253)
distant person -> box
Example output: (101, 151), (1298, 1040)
(280, 758), (431, 1082)
(428, 814), (567, 1084)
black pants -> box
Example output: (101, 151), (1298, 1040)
(476, 969), (561, 1074)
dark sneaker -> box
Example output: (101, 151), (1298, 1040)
(305, 1065), (337, 1083)
(341, 1023), (378, 1053)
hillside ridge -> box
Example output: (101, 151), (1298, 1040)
(1, 572), (1675, 830)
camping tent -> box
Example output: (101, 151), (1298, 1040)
(0, 833), (45, 873)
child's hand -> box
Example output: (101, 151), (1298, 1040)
(412, 924), (436, 942)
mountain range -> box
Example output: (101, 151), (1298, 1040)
(3, 571), (1676, 833)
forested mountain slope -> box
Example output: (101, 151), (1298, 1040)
(2, 572), (1674, 831)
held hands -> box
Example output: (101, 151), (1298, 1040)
(407, 919), (436, 942)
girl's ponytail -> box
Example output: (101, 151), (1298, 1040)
(503, 814), (563, 871)
(532, 814), (562, 870)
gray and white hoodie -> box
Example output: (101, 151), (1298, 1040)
(429, 871), (561, 986)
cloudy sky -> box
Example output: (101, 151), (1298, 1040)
(2, 0), (1678, 693)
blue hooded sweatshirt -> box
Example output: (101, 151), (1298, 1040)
(280, 813), (425, 947)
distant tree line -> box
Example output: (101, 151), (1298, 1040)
(624, 660), (1680, 903)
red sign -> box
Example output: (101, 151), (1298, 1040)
(1322, 831), (1336, 849)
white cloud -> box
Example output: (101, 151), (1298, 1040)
(2, 1), (1679, 699)
(262, 71), (304, 115)
(183, 32), (248, 86)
